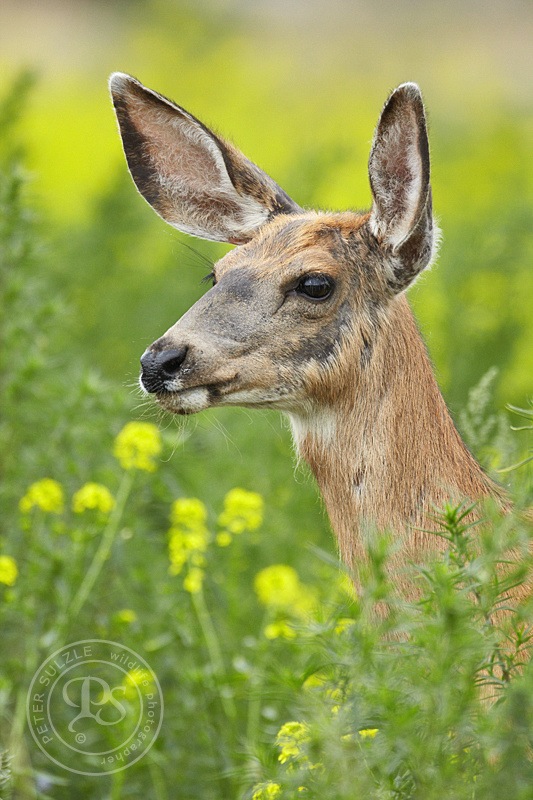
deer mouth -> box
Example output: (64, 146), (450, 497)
(151, 377), (240, 415)
(152, 378), (295, 415)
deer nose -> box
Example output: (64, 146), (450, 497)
(140, 346), (189, 393)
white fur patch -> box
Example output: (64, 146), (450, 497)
(159, 387), (210, 414)
(287, 409), (337, 451)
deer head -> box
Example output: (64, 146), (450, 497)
(109, 75), (437, 423)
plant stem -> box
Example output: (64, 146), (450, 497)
(245, 612), (269, 749)
(191, 585), (236, 720)
(57, 470), (134, 640)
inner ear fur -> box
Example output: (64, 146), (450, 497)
(109, 73), (300, 244)
(368, 82), (436, 294)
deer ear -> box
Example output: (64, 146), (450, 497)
(109, 73), (300, 244)
(368, 83), (437, 293)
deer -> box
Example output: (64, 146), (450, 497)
(109, 73), (521, 597)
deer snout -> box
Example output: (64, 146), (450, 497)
(140, 345), (189, 393)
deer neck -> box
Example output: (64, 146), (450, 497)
(288, 296), (500, 567)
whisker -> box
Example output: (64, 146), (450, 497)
(172, 236), (215, 270)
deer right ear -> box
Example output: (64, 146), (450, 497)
(368, 83), (437, 294)
(109, 73), (300, 244)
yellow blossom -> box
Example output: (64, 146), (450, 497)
(216, 531), (232, 547)
(254, 565), (316, 617)
(218, 487), (264, 534)
(168, 537), (187, 576)
(359, 728), (379, 739)
(19, 478), (64, 514)
(0, 555), (18, 586)
(124, 668), (155, 699)
(72, 483), (115, 515)
(276, 721), (310, 765)
(115, 609), (137, 624)
(326, 687), (343, 715)
(113, 422), (162, 472)
(252, 782), (282, 800)
(183, 567), (204, 594)
(168, 498), (210, 590)
(170, 497), (208, 529)
(303, 673), (327, 690)
(334, 617), (356, 635)
(264, 620), (296, 640)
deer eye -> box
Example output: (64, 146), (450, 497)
(296, 273), (335, 300)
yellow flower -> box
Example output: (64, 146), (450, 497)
(0, 555), (18, 586)
(334, 618), (356, 635)
(19, 478), (64, 514)
(252, 782), (282, 800)
(218, 488), (264, 534)
(183, 567), (204, 594)
(124, 668), (155, 699)
(168, 535), (187, 576)
(254, 565), (316, 617)
(276, 721), (310, 765)
(168, 498), (210, 589)
(170, 497), (208, 528)
(359, 728), (379, 739)
(216, 531), (232, 547)
(113, 422), (162, 472)
(264, 620), (296, 640)
(303, 673), (327, 690)
(115, 609), (137, 624)
(72, 483), (115, 515)
(326, 687), (343, 715)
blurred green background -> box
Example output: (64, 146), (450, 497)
(1, 1), (532, 797)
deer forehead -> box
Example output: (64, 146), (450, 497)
(214, 210), (372, 282)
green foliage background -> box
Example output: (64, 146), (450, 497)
(0, 1), (532, 798)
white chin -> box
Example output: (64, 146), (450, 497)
(158, 387), (211, 415)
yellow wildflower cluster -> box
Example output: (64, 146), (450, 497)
(168, 498), (209, 594)
(254, 564), (317, 638)
(264, 620), (296, 640)
(0, 555), (18, 586)
(72, 483), (115, 515)
(359, 728), (379, 739)
(252, 782), (282, 800)
(113, 421), (162, 472)
(276, 721), (311, 765)
(216, 487), (264, 546)
(218, 487), (264, 533)
(19, 478), (64, 514)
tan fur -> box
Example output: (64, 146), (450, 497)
(297, 296), (508, 580)
(110, 75), (529, 606)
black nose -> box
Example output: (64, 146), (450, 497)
(140, 346), (189, 393)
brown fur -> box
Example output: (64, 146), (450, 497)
(109, 74), (529, 606)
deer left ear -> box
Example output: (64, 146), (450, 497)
(368, 83), (437, 294)
(109, 73), (300, 245)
